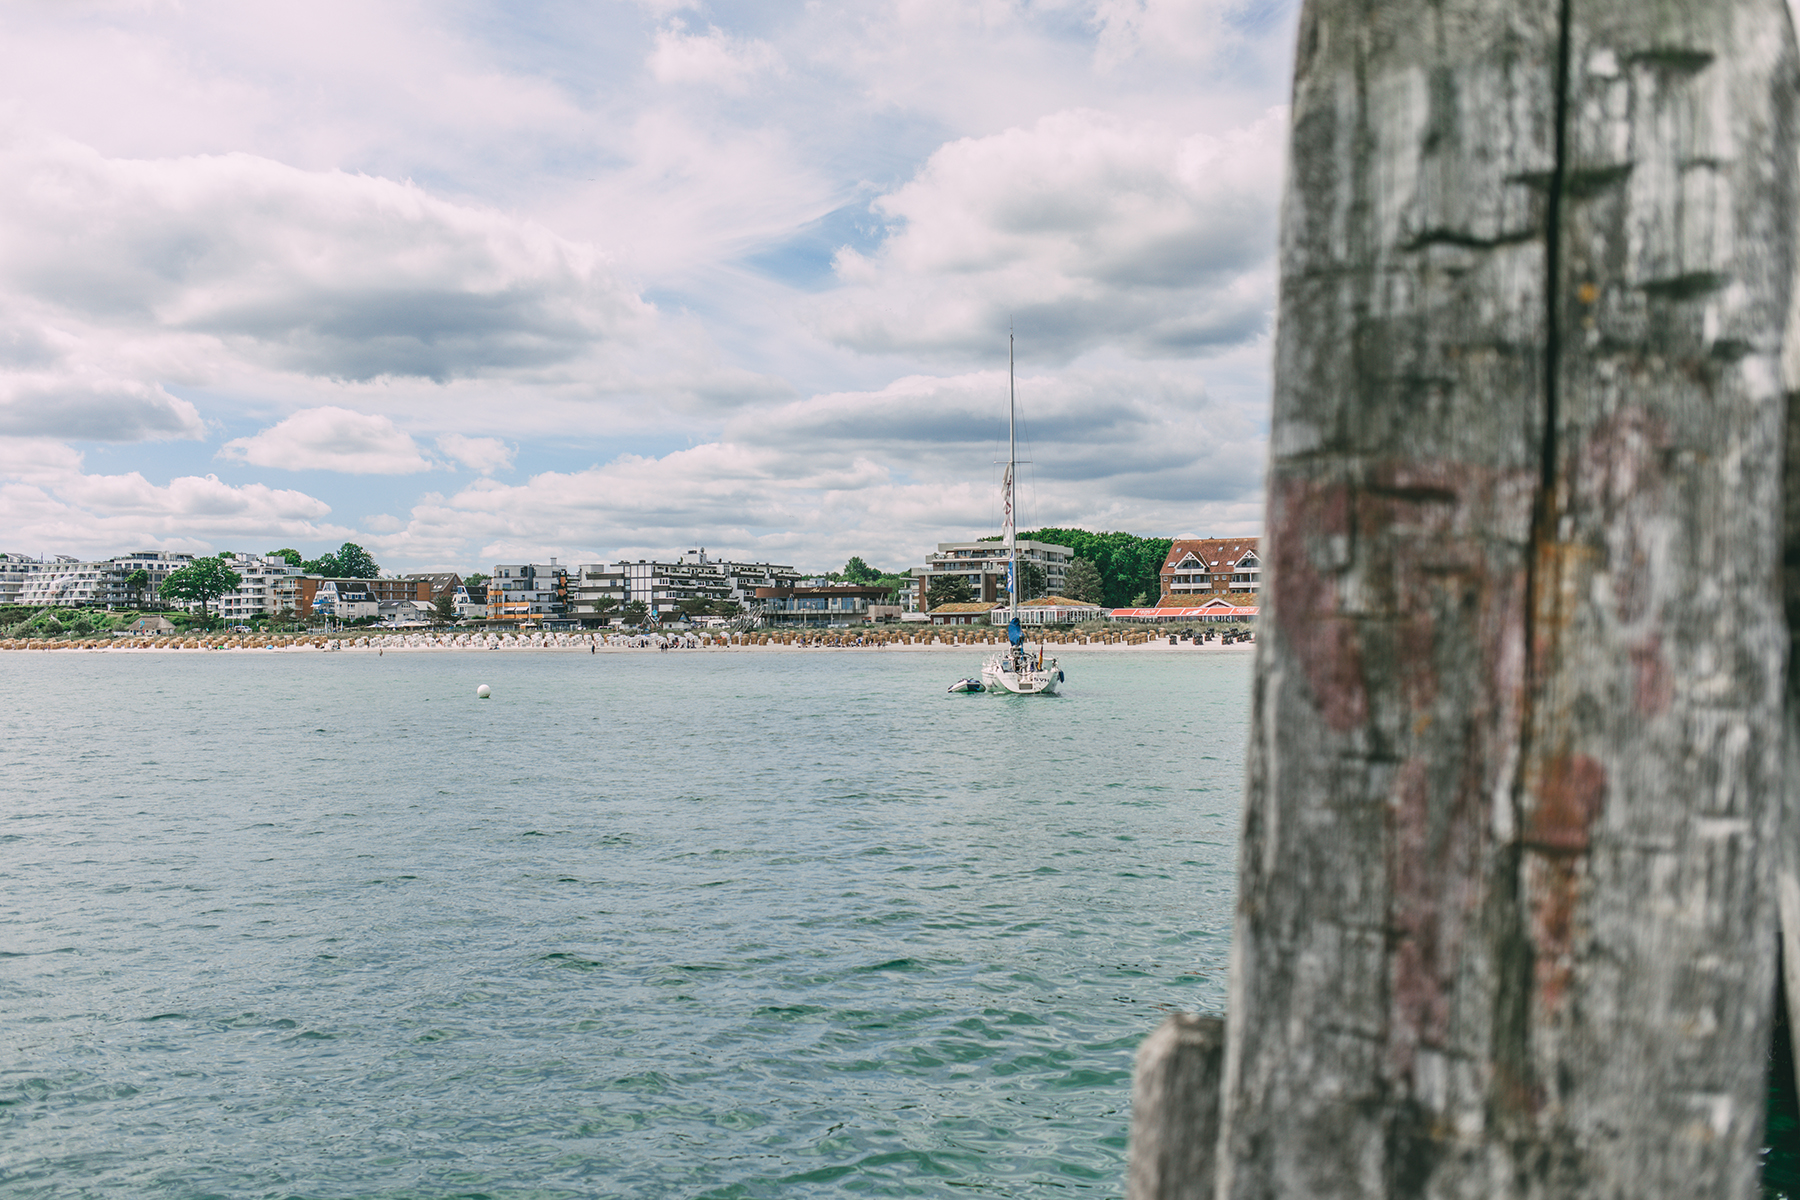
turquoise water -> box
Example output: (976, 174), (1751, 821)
(1, 647), (1250, 1198)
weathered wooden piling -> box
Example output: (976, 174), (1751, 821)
(1129, 1015), (1226, 1200)
(1130, 0), (1800, 1196)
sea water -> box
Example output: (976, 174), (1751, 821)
(0, 647), (1251, 1198)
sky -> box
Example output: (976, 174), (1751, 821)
(0, 0), (1298, 576)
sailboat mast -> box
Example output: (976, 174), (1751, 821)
(1007, 334), (1017, 622)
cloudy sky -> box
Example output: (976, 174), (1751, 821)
(0, 0), (1296, 576)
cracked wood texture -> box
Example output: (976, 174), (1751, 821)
(1219, 2), (1797, 1197)
(1129, 1014), (1227, 1200)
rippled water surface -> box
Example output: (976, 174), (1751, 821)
(2, 647), (1250, 1197)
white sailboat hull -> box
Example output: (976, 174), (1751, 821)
(982, 651), (1062, 695)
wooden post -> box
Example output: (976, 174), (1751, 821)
(1129, 1015), (1226, 1200)
(1201, 1), (1799, 1198)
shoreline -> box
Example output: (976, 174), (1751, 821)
(0, 630), (1255, 656)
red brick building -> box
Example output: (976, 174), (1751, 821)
(1158, 538), (1259, 605)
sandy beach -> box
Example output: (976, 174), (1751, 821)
(0, 628), (1255, 655)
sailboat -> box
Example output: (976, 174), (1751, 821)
(980, 335), (1063, 696)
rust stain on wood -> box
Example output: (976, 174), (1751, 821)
(1629, 635), (1671, 715)
(1527, 754), (1606, 854)
(1385, 756), (1486, 1085)
(1270, 476), (1367, 733)
(1521, 755), (1605, 1018)
(1527, 852), (1584, 1018)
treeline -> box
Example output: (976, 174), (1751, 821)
(1010, 528), (1174, 608)
(268, 543), (380, 578)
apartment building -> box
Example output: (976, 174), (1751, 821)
(452, 581), (488, 621)
(909, 540), (1073, 611)
(10, 551), (196, 608)
(488, 561), (570, 623)
(569, 564), (627, 623)
(212, 553), (305, 622)
(0, 554), (38, 605)
(293, 575), (435, 616)
(403, 573), (463, 601)
(310, 579), (379, 621)
(1159, 539), (1259, 602)
(625, 549), (799, 622)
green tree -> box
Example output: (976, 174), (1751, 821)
(621, 600), (650, 627)
(301, 543), (379, 579)
(336, 543), (380, 578)
(157, 555), (243, 622)
(268, 548), (304, 567)
(464, 571), (490, 588)
(843, 556), (881, 584)
(1063, 558), (1103, 604)
(1014, 561), (1047, 602)
(1002, 529), (1174, 609)
(926, 575), (973, 609)
(708, 599), (742, 617)
(124, 568), (150, 608)
(433, 595), (457, 623)
(677, 597), (713, 621)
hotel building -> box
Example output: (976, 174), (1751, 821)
(1158, 538), (1260, 603)
(908, 539), (1074, 611)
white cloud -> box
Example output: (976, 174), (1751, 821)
(649, 21), (785, 91)
(0, 438), (350, 557)
(367, 361), (1266, 572)
(0, 374), (206, 441)
(1091, 0), (1263, 70)
(0, 1), (1298, 573)
(0, 129), (655, 385)
(437, 433), (515, 474)
(817, 107), (1284, 361)
(220, 407), (431, 474)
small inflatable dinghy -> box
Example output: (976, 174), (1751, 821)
(947, 677), (985, 693)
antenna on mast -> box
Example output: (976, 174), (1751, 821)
(1006, 330), (1017, 622)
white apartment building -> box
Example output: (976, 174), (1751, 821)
(13, 556), (92, 606)
(110, 552), (199, 607)
(310, 579), (379, 622)
(909, 540), (1074, 611)
(10, 551), (196, 608)
(452, 583), (488, 622)
(488, 561), (570, 623)
(614, 549), (798, 623)
(569, 564), (627, 623)
(212, 554), (305, 622)
(1, 553), (46, 605)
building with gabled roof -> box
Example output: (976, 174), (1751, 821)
(1009, 594), (1108, 625)
(403, 572), (463, 601)
(928, 600), (1004, 625)
(1159, 538), (1259, 604)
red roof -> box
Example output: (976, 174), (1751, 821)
(1163, 537), (1258, 573)
(1115, 605), (1258, 617)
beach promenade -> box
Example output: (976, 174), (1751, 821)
(0, 627), (1252, 654)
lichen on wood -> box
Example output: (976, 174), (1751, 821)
(1214, 0), (1800, 1196)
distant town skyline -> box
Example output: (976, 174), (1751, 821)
(0, 0), (1296, 575)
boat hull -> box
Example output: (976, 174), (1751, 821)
(981, 653), (1061, 695)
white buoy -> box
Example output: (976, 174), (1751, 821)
(476, 684), (491, 699)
